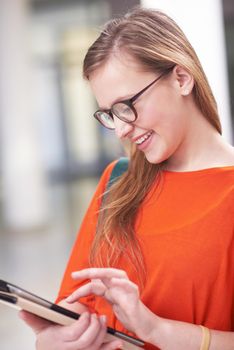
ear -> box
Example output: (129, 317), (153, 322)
(172, 65), (194, 96)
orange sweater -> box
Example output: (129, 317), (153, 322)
(56, 161), (234, 349)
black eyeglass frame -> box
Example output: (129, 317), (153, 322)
(93, 69), (172, 130)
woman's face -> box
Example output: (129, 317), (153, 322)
(89, 54), (193, 165)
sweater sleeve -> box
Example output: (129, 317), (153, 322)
(55, 161), (116, 307)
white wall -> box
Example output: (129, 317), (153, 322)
(0, 0), (49, 230)
(142, 0), (233, 142)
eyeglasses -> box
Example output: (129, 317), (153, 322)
(93, 71), (168, 130)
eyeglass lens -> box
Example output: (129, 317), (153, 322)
(95, 111), (115, 129)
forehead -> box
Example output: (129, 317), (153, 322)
(89, 54), (153, 108)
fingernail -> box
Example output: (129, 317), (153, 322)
(71, 271), (80, 278)
(18, 310), (26, 320)
(100, 315), (106, 325)
(65, 295), (73, 303)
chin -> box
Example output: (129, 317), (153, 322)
(144, 152), (167, 165)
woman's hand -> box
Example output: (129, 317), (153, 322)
(19, 310), (123, 350)
(66, 268), (158, 342)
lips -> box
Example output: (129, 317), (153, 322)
(134, 130), (153, 145)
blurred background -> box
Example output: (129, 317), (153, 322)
(0, 0), (233, 348)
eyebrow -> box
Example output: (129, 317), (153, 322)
(99, 92), (135, 110)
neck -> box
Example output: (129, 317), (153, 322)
(165, 108), (234, 172)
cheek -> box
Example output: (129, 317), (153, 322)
(137, 96), (184, 133)
(138, 86), (175, 122)
(136, 100), (161, 128)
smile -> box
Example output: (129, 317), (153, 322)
(135, 131), (153, 145)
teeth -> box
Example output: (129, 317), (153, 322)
(135, 131), (153, 145)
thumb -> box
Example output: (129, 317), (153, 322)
(19, 310), (53, 334)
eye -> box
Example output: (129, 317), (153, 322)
(112, 103), (132, 117)
(94, 111), (114, 129)
(102, 112), (113, 122)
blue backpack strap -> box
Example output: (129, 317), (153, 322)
(107, 157), (129, 189)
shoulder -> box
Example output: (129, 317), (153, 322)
(213, 167), (234, 215)
(95, 159), (121, 196)
(216, 166), (234, 190)
(99, 157), (129, 186)
(85, 159), (127, 214)
(99, 160), (119, 185)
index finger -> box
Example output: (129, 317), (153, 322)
(71, 268), (128, 281)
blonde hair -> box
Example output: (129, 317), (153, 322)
(83, 7), (221, 284)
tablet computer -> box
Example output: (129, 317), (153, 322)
(0, 279), (144, 350)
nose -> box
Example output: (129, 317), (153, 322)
(114, 117), (134, 139)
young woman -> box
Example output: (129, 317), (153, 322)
(20, 7), (234, 350)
